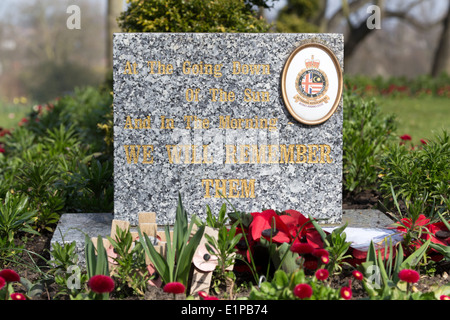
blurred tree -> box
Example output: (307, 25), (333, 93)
(107, 0), (124, 70)
(275, 0), (448, 75)
(431, 3), (450, 76)
(118, 0), (273, 33)
(14, 0), (106, 102)
(275, 0), (321, 32)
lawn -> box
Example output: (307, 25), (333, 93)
(376, 95), (449, 145)
(0, 100), (31, 129)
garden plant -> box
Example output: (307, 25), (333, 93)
(0, 78), (449, 300)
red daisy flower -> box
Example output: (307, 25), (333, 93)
(398, 269), (420, 283)
(198, 291), (219, 300)
(303, 258), (318, 270)
(400, 134), (412, 141)
(0, 269), (20, 283)
(320, 255), (329, 264)
(163, 282), (185, 294)
(340, 286), (352, 300)
(88, 275), (115, 293)
(293, 283), (313, 299)
(312, 248), (329, 257)
(315, 269), (329, 281)
(352, 270), (364, 281)
(10, 293), (26, 300)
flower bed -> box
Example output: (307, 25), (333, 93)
(2, 196), (449, 301)
(0, 86), (449, 301)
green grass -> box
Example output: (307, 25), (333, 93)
(0, 102), (32, 129)
(376, 95), (450, 145)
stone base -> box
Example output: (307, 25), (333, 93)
(50, 209), (395, 267)
(50, 213), (114, 267)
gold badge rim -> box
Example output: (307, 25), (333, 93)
(281, 42), (343, 126)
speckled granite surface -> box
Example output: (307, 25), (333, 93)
(113, 33), (344, 226)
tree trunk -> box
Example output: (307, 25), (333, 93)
(431, 4), (450, 77)
(106, 0), (123, 70)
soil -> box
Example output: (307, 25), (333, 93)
(4, 190), (450, 300)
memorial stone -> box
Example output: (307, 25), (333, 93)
(113, 33), (344, 226)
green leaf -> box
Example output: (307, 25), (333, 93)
(309, 215), (327, 243)
(84, 234), (96, 278)
(401, 239), (431, 268)
(138, 228), (171, 284)
(438, 212), (450, 231)
(175, 224), (205, 285)
(429, 242), (450, 261)
(273, 270), (289, 289)
(95, 236), (109, 276)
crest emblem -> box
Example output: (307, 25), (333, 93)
(294, 55), (329, 106)
(281, 43), (343, 125)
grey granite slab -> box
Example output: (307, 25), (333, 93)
(113, 33), (344, 226)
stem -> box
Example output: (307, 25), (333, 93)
(237, 219), (259, 284)
(265, 217), (275, 280)
(276, 220), (313, 272)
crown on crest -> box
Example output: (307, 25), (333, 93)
(305, 55), (320, 69)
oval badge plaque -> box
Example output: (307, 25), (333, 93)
(281, 43), (343, 125)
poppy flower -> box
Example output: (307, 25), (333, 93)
(193, 242), (219, 272)
(428, 221), (450, 246)
(234, 226), (258, 264)
(106, 245), (118, 265)
(249, 210), (291, 243)
(396, 214), (430, 233)
(398, 269), (420, 283)
(163, 282), (185, 295)
(0, 269), (20, 283)
(315, 269), (329, 281)
(279, 210), (311, 237)
(281, 210), (324, 249)
(88, 275), (115, 293)
(290, 242), (314, 255)
(293, 283), (313, 299)
(147, 264), (162, 288)
(10, 293), (26, 300)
